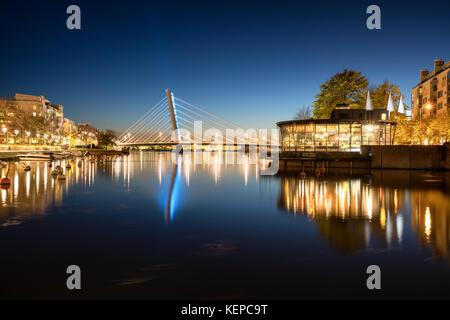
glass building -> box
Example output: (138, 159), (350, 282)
(277, 107), (396, 152)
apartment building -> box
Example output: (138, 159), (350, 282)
(411, 59), (450, 120)
(63, 118), (79, 145)
(0, 93), (65, 136)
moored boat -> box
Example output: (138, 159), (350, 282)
(17, 153), (55, 161)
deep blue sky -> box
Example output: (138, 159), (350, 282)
(0, 0), (449, 131)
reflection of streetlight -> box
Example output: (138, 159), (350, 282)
(425, 206), (432, 240)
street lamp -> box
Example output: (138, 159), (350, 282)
(14, 130), (19, 144)
(2, 127), (7, 144)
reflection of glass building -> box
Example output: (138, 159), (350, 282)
(277, 107), (396, 152)
(277, 172), (450, 260)
(277, 175), (404, 252)
(410, 189), (450, 260)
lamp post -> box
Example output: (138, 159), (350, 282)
(2, 127), (7, 144)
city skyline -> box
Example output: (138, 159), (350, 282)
(1, 0), (450, 132)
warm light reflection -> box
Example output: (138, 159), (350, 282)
(278, 176), (405, 252)
(278, 174), (450, 259)
(2, 152), (448, 262)
(425, 207), (432, 240)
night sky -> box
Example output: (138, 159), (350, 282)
(1, 0), (449, 131)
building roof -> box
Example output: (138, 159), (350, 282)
(412, 60), (450, 89)
(277, 108), (395, 126)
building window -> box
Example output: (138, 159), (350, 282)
(423, 97), (427, 103)
(381, 113), (386, 120)
(438, 102), (443, 110)
(33, 112), (36, 117)
(438, 90), (443, 98)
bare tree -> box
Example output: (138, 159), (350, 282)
(295, 105), (312, 120)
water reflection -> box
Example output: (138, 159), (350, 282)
(411, 189), (450, 260)
(1, 152), (449, 264)
(0, 151), (261, 226)
(277, 173), (450, 260)
(0, 159), (97, 226)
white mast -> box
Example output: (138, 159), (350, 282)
(387, 92), (394, 112)
(365, 91), (373, 110)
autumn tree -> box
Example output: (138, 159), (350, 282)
(393, 116), (417, 145)
(369, 80), (404, 111)
(427, 113), (450, 144)
(98, 129), (117, 148)
(312, 70), (368, 119)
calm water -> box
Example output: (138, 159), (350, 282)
(0, 151), (449, 299)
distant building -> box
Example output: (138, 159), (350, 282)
(63, 118), (79, 146)
(411, 59), (450, 120)
(77, 123), (98, 146)
(277, 105), (395, 152)
(0, 93), (64, 137)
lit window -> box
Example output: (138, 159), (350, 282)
(33, 112), (36, 117)
(381, 113), (386, 120)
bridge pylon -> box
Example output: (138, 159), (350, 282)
(166, 89), (178, 132)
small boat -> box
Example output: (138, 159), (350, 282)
(18, 153), (55, 161)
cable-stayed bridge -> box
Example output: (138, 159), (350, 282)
(117, 89), (261, 146)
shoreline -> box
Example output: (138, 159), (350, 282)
(0, 149), (123, 161)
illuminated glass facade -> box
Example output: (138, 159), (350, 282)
(277, 108), (396, 152)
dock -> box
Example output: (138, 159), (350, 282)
(279, 151), (372, 173)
